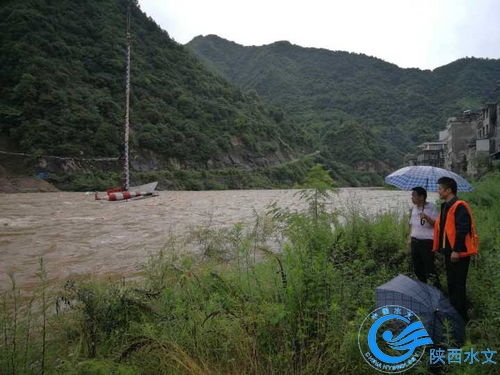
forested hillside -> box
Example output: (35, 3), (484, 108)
(3, 1), (499, 190)
(188, 35), (500, 169)
(0, 0), (305, 175)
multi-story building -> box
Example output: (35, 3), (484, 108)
(441, 112), (479, 174)
(410, 103), (499, 177)
(466, 103), (500, 176)
(415, 141), (446, 168)
(479, 103), (500, 156)
(494, 104), (500, 159)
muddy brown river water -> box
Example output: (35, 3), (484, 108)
(0, 188), (438, 290)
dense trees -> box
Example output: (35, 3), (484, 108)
(0, 0), (302, 170)
(3, 1), (499, 188)
(188, 35), (500, 168)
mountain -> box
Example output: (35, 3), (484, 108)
(187, 35), (500, 171)
(0, 0), (310, 188)
(4, 2), (497, 191)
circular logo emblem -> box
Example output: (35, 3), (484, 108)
(358, 305), (433, 373)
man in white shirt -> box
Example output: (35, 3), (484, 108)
(409, 187), (440, 287)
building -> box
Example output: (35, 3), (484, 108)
(466, 103), (500, 177)
(415, 141), (446, 168)
(494, 103), (500, 159)
(479, 103), (500, 157)
(410, 102), (500, 178)
(441, 111), (479, 174)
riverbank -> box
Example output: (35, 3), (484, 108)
(0, 187), (429, 290)
(0, 177), (59, 193)
(1, 175), (498, 374)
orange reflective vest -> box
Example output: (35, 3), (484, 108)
(432, 200), (479, 257)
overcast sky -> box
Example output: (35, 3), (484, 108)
(137, 0), (500, 70)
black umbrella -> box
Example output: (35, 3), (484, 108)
(376, 274), (464, 346)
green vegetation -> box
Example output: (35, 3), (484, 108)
(0, 0), (304, 170)
(2, 1), (499, 190)
(460, 173), (500, 339)
(188, 35), (500, 167)
(293, 164), (337, 220)
(46, 158), (316, 191)
(2, 173), (499, 374)
(45, 156), (383, 191)
(0, 0), (387, 188)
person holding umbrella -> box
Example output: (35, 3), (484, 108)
(408, 186), (440, 287)
(385, 166), (477, 321)
(433, 177), (479, 322)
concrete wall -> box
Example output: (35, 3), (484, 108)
(444, 117), (477, 173)
(493, 104), (500, 155)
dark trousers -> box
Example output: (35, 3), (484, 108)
(444, 255), (470, 321)
(411, 238), (440, 287)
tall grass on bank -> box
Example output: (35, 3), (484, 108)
(1, 174), (499, 374)
(1, 260), (50, 375)
(461, 173), (500, 349)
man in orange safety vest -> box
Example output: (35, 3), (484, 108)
(433, 177), (479, 322)
(432, 176), (479, 322)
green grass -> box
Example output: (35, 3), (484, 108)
(1, 174), (499, 374)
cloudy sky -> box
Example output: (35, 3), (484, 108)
(137, 0), (500, 70)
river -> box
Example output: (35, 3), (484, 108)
(0, 188), (438, 290)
